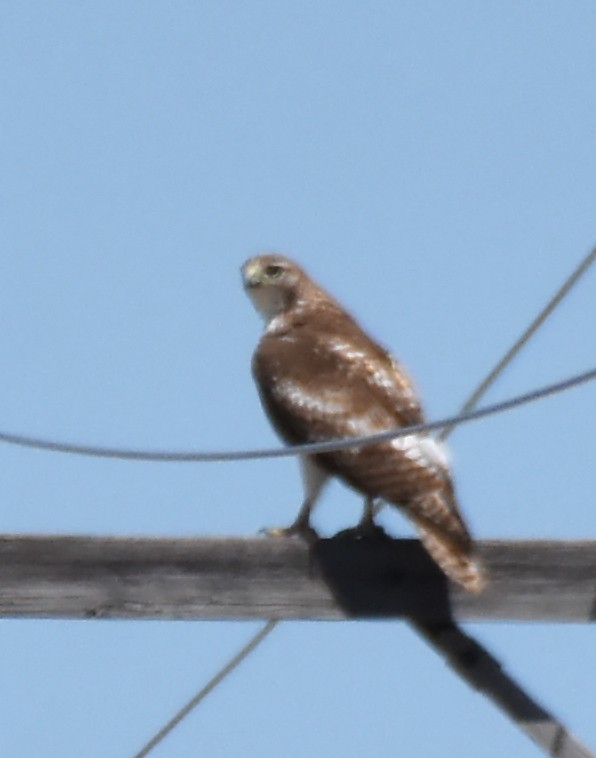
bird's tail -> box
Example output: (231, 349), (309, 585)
(408, 491), (487, 593)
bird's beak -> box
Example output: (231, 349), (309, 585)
(242, 261), (262, 289)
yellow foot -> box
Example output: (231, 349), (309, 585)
(260, 523), (319, 543)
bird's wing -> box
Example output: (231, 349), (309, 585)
(252, 323), (418, 445)
(331, 336), (425, 427)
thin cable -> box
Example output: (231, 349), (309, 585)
(405, 248), (596, 758)
(130, 246), (596, 758)
(4, 247), (596, 464)
(132, 620), (277, 758)
(2, 366), (596, 462)
(439, 245), (596, 441)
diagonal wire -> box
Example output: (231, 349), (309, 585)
(130, 245), (596, 758)
(409, 245), (596, 757)
(438, 245), (596, 441)
(132, 621), (277, 758)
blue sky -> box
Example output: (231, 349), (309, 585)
(1, 2), (596, 756)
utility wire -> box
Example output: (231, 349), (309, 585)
(406, 245), (596, 756)
(132, 621), (277, 758)
(438, 245), (596, 441)
(2, 247), (595, 465)
(130, 245), (596, 758)
(0, 366), (595, 462)
(409, 245), (596, 757)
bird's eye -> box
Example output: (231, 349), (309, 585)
(265, 264), (284, 279)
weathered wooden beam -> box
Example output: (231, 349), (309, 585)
(0, 535), (594, 621)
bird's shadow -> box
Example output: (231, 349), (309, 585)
(310, 533), (454, 621)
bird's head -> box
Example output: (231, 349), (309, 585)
(242, 254), (307, 322)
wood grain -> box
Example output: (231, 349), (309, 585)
(0, 534), (594, 621)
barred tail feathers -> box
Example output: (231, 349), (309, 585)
(407, 491), (487, 593)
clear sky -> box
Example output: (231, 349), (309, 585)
(1, 3), (596, 757)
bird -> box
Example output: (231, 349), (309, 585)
(241, 253), (486, 592)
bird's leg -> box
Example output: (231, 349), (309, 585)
(359, 496), (377, 533)
(262, 495), (319, 542)
(334, 497), (387, 540)
(261, 456), (327, 544)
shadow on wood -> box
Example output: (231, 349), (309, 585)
(311, 535), (453, 621)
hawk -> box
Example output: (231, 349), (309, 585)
(242, 253), (485, 592)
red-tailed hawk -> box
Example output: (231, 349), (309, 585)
(242, 253), (485, 592)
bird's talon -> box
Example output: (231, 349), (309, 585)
(259, 526), (285, 537)
(260, 524), (319, 543)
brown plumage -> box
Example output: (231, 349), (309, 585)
(242, 253), (486, 592)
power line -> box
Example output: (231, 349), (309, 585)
(2, 248), (595, 465)
(438, 245), (596, 441)
(0, 366), (594, 462)
(132, 621), (277, 758)
(129, 245), (596, 758)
